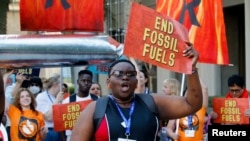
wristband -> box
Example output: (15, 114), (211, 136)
(192, 68), (198, 74)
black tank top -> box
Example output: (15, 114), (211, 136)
(103, 95), (160, 141)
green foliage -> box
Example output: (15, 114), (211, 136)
(69, 85), (75, 95)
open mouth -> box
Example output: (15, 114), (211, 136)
(121, 83), (129, 92)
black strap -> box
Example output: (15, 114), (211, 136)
(93, 96), (109, 131)
(136, 94), (159, 118)
(69, 93), (77, 102)
(90, 94), (99, 101)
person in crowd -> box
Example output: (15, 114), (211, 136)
(160, 78), (181, 141)
(4, 70), (30, 141)
(165, 79), (208, 141)
(130, 58), (151, 94)
(90, 82), (102, 97)
(28, 76), (43, 97)
(210, 74), (250, 121)
(225, 74), (249, 98)
(35, 74), (65, 141)
(62, 70), (98, 141)
(137, 69), (150, 93)
(70, 45), (203, 141)
(203, 112), (211, 141)
(62, 83), (70, 99)
(161, 78), (180, 96)
(6, 88), (47, 141)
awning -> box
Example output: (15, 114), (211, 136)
(0, 34), (122, 69)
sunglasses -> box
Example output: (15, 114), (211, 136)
(111, 70), (137, 78)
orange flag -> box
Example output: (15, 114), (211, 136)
(20, 0), (104, 32)
(156, 0), (229, 65)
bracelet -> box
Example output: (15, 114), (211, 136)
(191, 68), (198, 74)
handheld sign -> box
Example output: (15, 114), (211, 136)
(18, 68), (40, 77)
(124, 2), (191, 74)
(212, 98), (249, 124)
(52, 100), (92, 131)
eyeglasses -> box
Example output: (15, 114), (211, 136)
(111, 70), (137, 78)
(230, 89), (242, 94)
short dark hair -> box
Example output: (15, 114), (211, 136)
(108, 59), (136, 77)
(78, 70), (93, 78)
(228, 74), (245, 88)
(63, 83), (68, 89)
(30, 76), (43, 88)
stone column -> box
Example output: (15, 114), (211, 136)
(244, 0), (250, 90)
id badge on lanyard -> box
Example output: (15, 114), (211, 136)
(185, 115), (195, 137)
(118, 138), (136, 141)
(185, 129), (195, 137)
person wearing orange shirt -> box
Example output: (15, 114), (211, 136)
(62, 83), (70, 99)
(166, 79), (208, 141)
(6, 88), (47, 141)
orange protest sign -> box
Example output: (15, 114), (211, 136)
(124, 2), (192, 74)
(52, 100), (92, 131)
(212, 98), (249, 124)
(20, 0), (104, 32)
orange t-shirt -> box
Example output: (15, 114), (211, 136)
(8, 105), (45, 141)
(178, 106), (206, 141)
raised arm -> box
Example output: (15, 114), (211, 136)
(152, 45), (202, 119)
(70, 101), (96, 141)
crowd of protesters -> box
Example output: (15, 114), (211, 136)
(0, 52), (249, 141)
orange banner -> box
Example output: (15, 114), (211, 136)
(124, 3), (192, 74)
(156, 0), (229, 65)
(20, 0), (104, 32)
(212, 98), (249, 124)
(52, 100), (92, 131)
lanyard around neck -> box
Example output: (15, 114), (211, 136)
(109, 95), (135, 137)
(46, 90), (54, 104)
(187, 115), (193, 129)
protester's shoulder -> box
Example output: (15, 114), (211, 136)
(35, 91), (47, 100)
(5, 84), (15, 94)
(37, 111), (45, 119)
(5, 84), (14, 89)
(84, 100), (97, 113)
(148, 92), (163, 98)
(8, 105), (17, 111)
